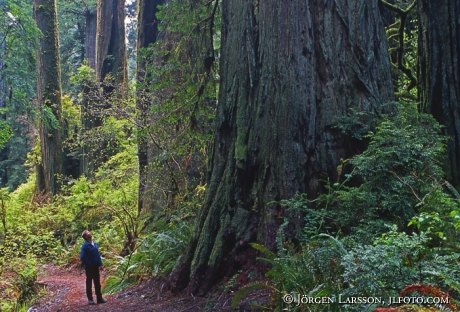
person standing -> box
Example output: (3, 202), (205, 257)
(80, 230), (107, 305)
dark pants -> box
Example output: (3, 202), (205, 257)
(85, 265), (102, 301)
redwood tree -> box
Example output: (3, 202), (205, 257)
(136, 0), (164, 213)
(80, 5), (97, 177)
(80, 0), (127, 177)
(171, 0), (394, 294)
(96, 0), (127, 85)
(418, 0), (460, 188)
(33, 0), (63, 196)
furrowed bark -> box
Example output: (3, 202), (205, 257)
(418, 0), (460, 188)
(33, 0), (63, 196)
(170, 0), (393, 294)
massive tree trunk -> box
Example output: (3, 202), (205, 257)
(33, 0), (63, 196)
(170, 0), (393, 294)
(418, 0), (460, 188)
(136, 0), (164, 213)
(96, 0), (127, 85)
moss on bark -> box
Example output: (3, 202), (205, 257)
(33, 0), (63, 196)
(170, 0), (394, 295)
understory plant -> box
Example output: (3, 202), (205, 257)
(103, 216), (193, 294)
(0, 254), (38, 312)
(234, 102), (459, 311)
(233, 229), (346, 311)
(0, 176), (70, 311)
(335, 102), (447, 243)
(342, 230), (460, 311)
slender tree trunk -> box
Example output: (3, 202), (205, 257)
(418, 0), (460, 188)
(33, 0), (63, 196)
(80, 8), (97, 178)
(0, 38), (5, 109)
(136, 0), (164, 213)
(170, 0), (393, 295)
(85, 9), (97, 70)
(0, 38), (7, 185)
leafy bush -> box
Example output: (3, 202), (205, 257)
(0, 254), (38, 312)
(234, 234), (346, 311)
(302, 102), (449, 245)
(341, 230), (460, 311)
(338, 102), (446, 235)
(104, 216), (192, 294)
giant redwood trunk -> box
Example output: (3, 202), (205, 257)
(96, 0), (127, 85)
(33, 0), (63, 196)
(170, 0), (393, 294)
(418, 0), (460, 188)
(136, 0), (164, 213)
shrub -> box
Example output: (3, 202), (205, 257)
(103, 216), (192, 294)
(342, 231), (460, 311)
(234, 234), (346, 311)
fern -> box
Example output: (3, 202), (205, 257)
(232, 282), (273, 309)
(250, 243), (276, 261)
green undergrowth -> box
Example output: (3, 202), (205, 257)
(0, 126), (198, 310)
(103, 216), (193, 294)
(0, 176), (66, 311)
(234, 103), (460, 311)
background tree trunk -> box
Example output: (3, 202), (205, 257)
(0, 38), (7, 184)
(170, 0), (393, 295)
(80, 0), (127, 176)
(136, 0), (164, 213)
(33, 0), (63, 196)
(96, 0), (127, 85)
(418, 0), (460, 188)
(85, 8), (97, 70)
(80, 7), (97, 178)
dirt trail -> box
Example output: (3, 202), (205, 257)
(29, 264), (208, 312)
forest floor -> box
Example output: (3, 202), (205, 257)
(28, 263), (270, 312)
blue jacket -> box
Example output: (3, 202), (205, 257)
(80, 241), (103, 267)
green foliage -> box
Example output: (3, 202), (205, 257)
(342, 230), (460, 311)
(234, 102), (458, 311)
(235, 234), (346, 311)
(0, 115), (13, 148)
(61, 141), (139, 253)
(0, 0), (38, 190)
(134, 0), (220, 214)
(408, 185), (460, 250)
(41, 105), (61, 130)
(103, 216), (192, 294)
(0, 177), (68, 311)
(69, 62), (95, 86)
(0, 176), (72, 261)
(333, 108), (373, 140)
(382, 0), (418, 99)
(328, 102), (447, 242)
(0, 254), (38, 312)
(61, 94), (81, 138)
